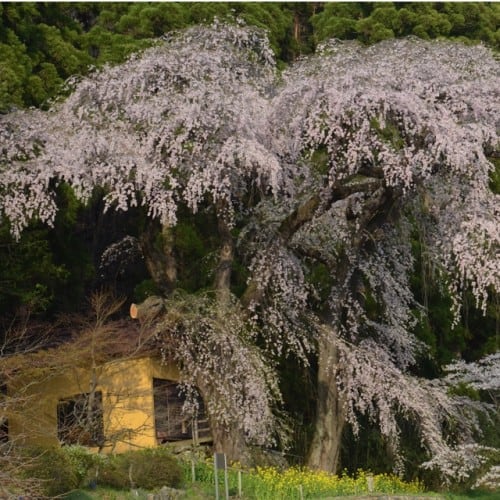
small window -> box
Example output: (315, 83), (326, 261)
(0, 417), (7, 444)
(0, 384), (7, 443)
(57, 391), (104, 447)
(153, 379), (209, 443)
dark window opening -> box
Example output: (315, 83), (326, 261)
(153, 378), (210, 443)
(0, 384), (7, 443)
(0, 417), (7, 444)
(57, 391), (104, 447)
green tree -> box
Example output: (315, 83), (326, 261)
(312, 2), (499, 49)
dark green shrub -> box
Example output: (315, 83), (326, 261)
(62, 445), (102, 486)
(128, 447), (183, 490)
(95, 448), (183, 490)
(94, 453), (130, 489)
(22, 446), (79, 497)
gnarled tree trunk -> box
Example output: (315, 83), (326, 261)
(198, 376), (249, 464)
(211, 422), (249, 464)
(211, 206), (249, 461)
(307, 336), (346, 473)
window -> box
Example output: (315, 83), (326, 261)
(57, 391), (104, 447)
(153, 379), (209, 443)
(0, 384), (7, 443)
(0, 417), (7, 444)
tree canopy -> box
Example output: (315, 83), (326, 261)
(1, 2), (498, 322)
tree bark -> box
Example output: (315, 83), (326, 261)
(211, 206), (250, 460)
(307, 335), (346, 473)
(139, 221), (177, 293)
(194, 374), (250, 465)
(294, 13), (301, 44)
(130, 295), (166, 320)
(214, 206), (234, 302)
(307, 184), (400, 472)
(210, 420), (249, 464)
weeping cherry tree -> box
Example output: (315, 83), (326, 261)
(1, 21), (499, 479)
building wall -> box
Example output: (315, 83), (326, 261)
(7, 356), (181, 453)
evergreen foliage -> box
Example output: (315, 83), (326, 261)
(312, 2), (499, 48)
(0, 2), (303, 112)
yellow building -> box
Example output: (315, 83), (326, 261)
(5, 354), (210, 454)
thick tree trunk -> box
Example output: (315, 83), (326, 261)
(210, 421), (249, 464)
(308, 337), (346, 473)
(305, 186), (395, 473)
(211, 207), (250, 461)
(294, 13), (301, 44)
(214, 210), (233, 301)
(139, 221), (177, 293)
(133, 210), (250, 462)
(194, 373), (250, 464)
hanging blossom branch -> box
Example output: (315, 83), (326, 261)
(147, 292), (284, 448)
(444, 353), (500, 400)
(0, 21), (282, 237)
(306, 294), (494, 478)
(270, 36), (498, 318)
(423, 355), (500, 486)
(266, 36), (498, 476)
(421, 444), (500, 487)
